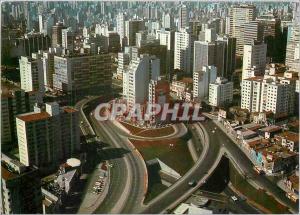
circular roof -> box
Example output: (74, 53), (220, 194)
(66, 158), (81, 167)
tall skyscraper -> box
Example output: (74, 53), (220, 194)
(53, 53), (112, 95)
(216, 35), (236, 79)
(123, 54), (160, 108)
(51, 22), (66, 47)
(125, 20), (145, 46)
(193, 40), (215, 76)
(227, 5), (262, 55)
(193, 65), (217, 100)
(16, 102), (80, 169)
(285, 24), (300, 71)
(61, 27), (75, 50)
(162, 13), (172, 29)
(117, 13), (125, 47)
(228, 4), (256, 37)
(178, 4), (188, 30)
(242, 41), (267, 80)
(1, 90), (36, 146)
(1, 154), (42, 214)
(19, 55), (44, 95)
(174, 28), (193, 74)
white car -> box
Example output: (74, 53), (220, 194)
(231, 196), (238, 201)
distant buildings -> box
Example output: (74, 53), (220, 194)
(209, 77), (233, 107)
(242, 41), (267, 80)
(10, 31), (50, 58)
(16, 102), (80, 169)
(1, 153), (42, 214)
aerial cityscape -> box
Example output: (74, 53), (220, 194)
(1, 0), (299, 214)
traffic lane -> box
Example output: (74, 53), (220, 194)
(204, 120), (298, 212)
(141, 123), (221, 213)
(223, 187), (261, 214)
(90, 117), (128, 213)
(105, 121), (145, 213)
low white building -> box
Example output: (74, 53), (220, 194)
(209, 77), (233, 107)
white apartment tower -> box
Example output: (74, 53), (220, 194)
(209, 77), (233, 107)
(193, 65), (217, 100)
(174, 28), (192, 74)
(61, 27), (75, 50)
(16, 102), (80, 168)
(123, 55), (160, 108)
(117, 13), (125, 46)
(241, 74), (295, 115)
(242, 42), (267, 80)
(19, 55), (44, 96)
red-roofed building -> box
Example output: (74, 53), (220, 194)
(16, 102), (80, 169)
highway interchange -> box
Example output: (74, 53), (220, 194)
(76, 96), (298, 214)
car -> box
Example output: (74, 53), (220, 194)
(188, 180), (197, 187)
(231, 196), (238, 201)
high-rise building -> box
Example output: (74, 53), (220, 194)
(116, 52), (130, 79)
(241, 72), (296, 115)
(228, 4), (256, 38)
(1, 89), (37, 146)
(125, 20), (145, 46)
(41, 47), (63, 91)
(216, 35), (236, 79)
(148, 79), (170, 123)
(193, 65), (217, 100)
(209, 77), (233, 107)
(16, 102), (80, 169)
(235, 21), (264, 55)
(53, 53), (112, 95)
(51, 22), (66, 47)
(193, 40), (215, 75)
(116, 13), (125, 47)
(61, 27), (75, 50)
(178, 5), (188, 30)
(10, 31), (51, 57)
(1, 154), (42, 214)
(286, 24), (300, 71)
(242, 41), (267, 80)
(123, 54), (160, 108)
(162, 13), (172, 29)
(174, 28), (193, 74)
(19, 55), (44, 96)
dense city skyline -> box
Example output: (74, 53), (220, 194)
(1, 1), (299, 214)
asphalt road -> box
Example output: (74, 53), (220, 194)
(223, 187), (261, 214)
(140, 122), (222, 213)
(206, 119), (299, 213)
(77, 97), (298, 214)
(90, 117), (146, 213)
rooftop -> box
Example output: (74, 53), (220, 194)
(260, 125), (282, 133)
(17, 112), (50, 122)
